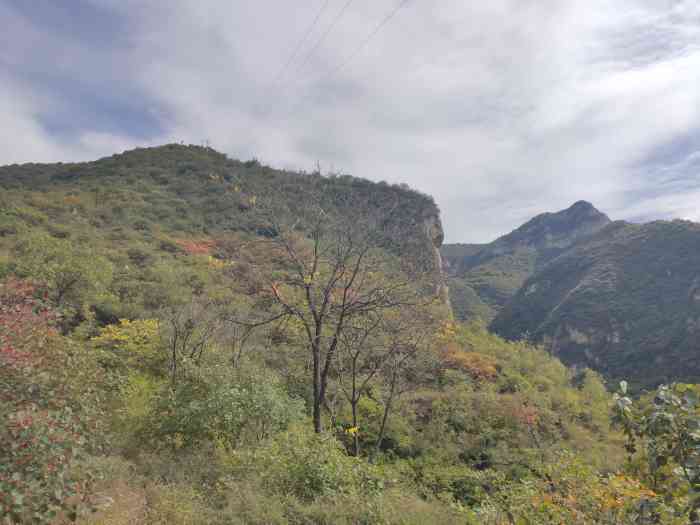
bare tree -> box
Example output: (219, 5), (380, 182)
(234, 191), (434, 433)
(373, 308), (437, 459)
(160, 298), (223, 385)
(336, 313), (384, 456)
(222, 321), (256, 369)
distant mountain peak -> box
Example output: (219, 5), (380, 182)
(563, 200), (608, 220)
(442, 200), (612, 322)
(502, 201), (610, 248)
(569, 200), (595, 210)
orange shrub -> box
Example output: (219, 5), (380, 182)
(175, 238), (218, 256)
(442, 343), (499, 381)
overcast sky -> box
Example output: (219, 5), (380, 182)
(1, 1), (699, 242)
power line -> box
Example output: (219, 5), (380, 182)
(285, 0), (413, 114)
(293, 0), (356, 75)
(330, 0), (411, 77)
(271, 0), (331, 86)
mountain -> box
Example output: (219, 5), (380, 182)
(492, 219), (700, 389)
(442, 201), (611, 321)
(446, 201), (700, 388)
(0, 144), (448, 307)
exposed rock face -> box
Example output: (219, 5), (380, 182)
(423, 214), (450, 305)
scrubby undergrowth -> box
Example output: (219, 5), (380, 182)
(1, 147), (697, 523)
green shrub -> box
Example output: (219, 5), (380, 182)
(144, 484), (216, 525)
(13, 231), (114, 313)
(138, 362), (305, 451)
(92, 318), (165, 375)
(233, 426), (384, 502)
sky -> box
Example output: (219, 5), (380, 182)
(1, 0), (699, 242)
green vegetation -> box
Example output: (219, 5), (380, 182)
(0, 146), (696, 523)
(612, 381), (700, 521)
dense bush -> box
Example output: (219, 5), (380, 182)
(141, 362), (305, 451)
(233, 426), (384, 501)
(13, 231), (113, 314)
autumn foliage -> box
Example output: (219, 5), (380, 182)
(442, 342), (500, 381)
(0, 278), (104, 522)
(0, 145), (693, 523)
(175, 238), (219, 256)
(0, 278), (54, 366)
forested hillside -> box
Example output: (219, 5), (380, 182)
(1, 146), (699, 523)
(445, 199), (700, 391)
(0, 144), (445, 284)
(492, 219), (700, 390)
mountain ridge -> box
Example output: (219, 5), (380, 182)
(491, 217), (700, 388)
(0, 144), (449, 313)
(442, 200), (611, 322)
(444, 201), (700, 388)
(0, 142), (445, 255)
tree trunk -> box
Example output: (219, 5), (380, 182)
(313, 343), (323, 433)
(351, 355), (359, 456)
(374, 369), (397, 459)
(351, 398), (359, 456)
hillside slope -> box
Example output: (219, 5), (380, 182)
(491, 219), (700, 389)
(442, 201), (610, 321)
(2, 145), (655, 524)
(0, 144), (447, 301)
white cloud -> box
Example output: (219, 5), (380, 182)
(0, 73), (145, 164)
(0, 76), (65, 164)
(2, 0), (700, 241)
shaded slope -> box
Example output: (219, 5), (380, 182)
(491, 220), (700, 389)
(442, 201), (611, 321)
